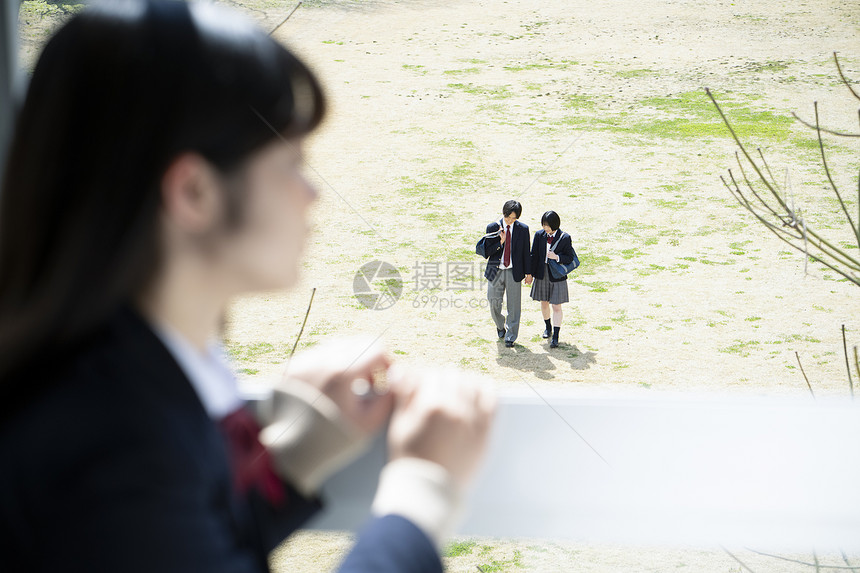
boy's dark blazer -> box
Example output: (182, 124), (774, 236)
(479, 219), (530, 282)
(530, 229), (575, 282)
(0, 306), (441, 573)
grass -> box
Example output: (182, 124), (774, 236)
(444, 540), (477, 558)
(503, 58), (578, 72)
(636, 264), (669, 277)
(742, 60), (791, 73)
(615, 68), (655, 78)
(620, 247), (646, 260)
(475, 545), (525, 571)
(20, 1), (85, 17)
(729, 240), (753, 255)
(635, 91), (793, 140)
(719, 339), (762, 357)
(399, 161), (491, 200)
(652, 198), (688, 209)
(611, 310), (630, 324)
(612, 218), (658, 236)
(561, 93), (597, 110)
(767, 334), (822, 345)
(402, 64), (426, 72)
(575, 280), (618, 293)
(555, 89), (803, 144)
(566, 308), (587, 328)
(226, 342), (291, 364)
(431, 138), (476, 149)
(446, 82), (513, 99)
(443, 67), (482, 75)
(466, 336), (491, 347)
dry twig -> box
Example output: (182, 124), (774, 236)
(706, 52), (860, 287)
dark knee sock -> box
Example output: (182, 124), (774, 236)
(552, 326), (560, 339)
(544, 318), (552, 332)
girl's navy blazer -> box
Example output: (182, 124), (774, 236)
(0, 306), (441, 573)
(530, 229), (576, 282)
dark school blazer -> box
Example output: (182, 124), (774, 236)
(530, 229), (576, 282)
(479, 219), (530, 282)
(0, 305), (441, 573)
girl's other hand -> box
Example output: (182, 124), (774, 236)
(386, 365), (496, 487)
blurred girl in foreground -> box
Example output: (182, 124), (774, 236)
(0, 2), (494, 571)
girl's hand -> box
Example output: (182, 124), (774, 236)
(282, 336), (394, 435)
(386, 365), (496, 487)
(546, 250), (559, 261)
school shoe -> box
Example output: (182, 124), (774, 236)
(550, 337), (559, 348)
(542, 328), (550, 339)
(505, 340), (514, 348)
(497, 328), (506, 339)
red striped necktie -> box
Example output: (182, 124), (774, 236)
(219, 406), (286, 506)
(503, 225), (511, 267)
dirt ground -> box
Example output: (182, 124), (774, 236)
(18, 0), (860, 570)
(216, 0), (860, 396)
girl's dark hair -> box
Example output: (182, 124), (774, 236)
(541, 210), (561, 231)
(0, 0), (325, 401)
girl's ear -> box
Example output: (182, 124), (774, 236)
(160, 153), (225, 234)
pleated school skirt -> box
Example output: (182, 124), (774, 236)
(530, 263), (569, 304)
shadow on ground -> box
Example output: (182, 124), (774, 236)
(495, 339), (597, 380)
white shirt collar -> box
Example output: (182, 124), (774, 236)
(545, 231), (558, 263)
(151, 321), (243, 419)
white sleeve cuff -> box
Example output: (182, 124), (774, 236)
(258, 379), (370, 497)
(371, 457), (463, 550)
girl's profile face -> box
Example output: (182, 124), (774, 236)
(542, 224), (554, 234)
(217, 137), (317, 293)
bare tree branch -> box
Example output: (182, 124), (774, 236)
(792, 112), (860, 138)
(722, 547), (757, 573)
(812, 102), (860, 248)
(834, 51), (860, 102)
(843, 325), (854, 397)
(707, 73), (860, 288)
(288, 287), (316, 361)
(796, 351), (815, 398)
(744, 547), (860, 570)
